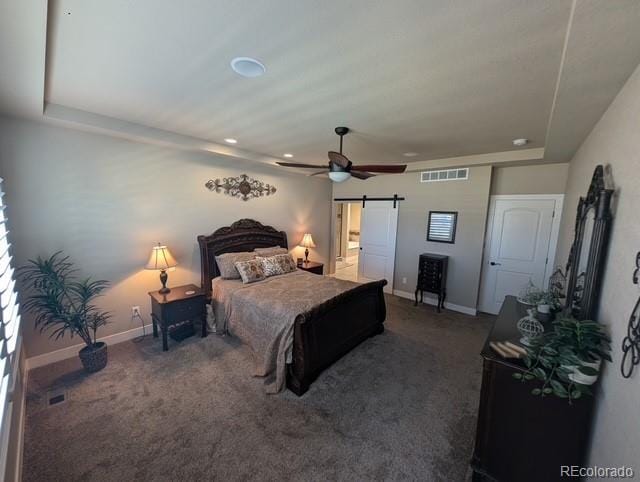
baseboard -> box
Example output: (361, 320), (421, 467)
(25, 325), (149, 371)
(392, 289), (478, 316)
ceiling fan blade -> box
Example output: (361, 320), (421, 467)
(351, 164), (407, 173)
(328, 151), (351, 169)
(350, 171), (376, 180)
(309, 171), (329, 177)
(276, 162), (328, 169)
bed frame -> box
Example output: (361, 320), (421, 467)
(197, 218), (387, 395)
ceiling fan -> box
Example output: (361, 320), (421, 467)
(276, 127), (407, 182)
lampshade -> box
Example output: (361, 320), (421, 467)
(145, 244), (178, 270)
(299, 233), (316, 248)
(328, 171), (351, 183)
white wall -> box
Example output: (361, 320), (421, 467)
(556, 62), (640, 469)
(0, 117), (332, 358)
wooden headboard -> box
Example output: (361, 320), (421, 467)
(197, 218), (288, 299)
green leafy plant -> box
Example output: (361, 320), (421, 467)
(512, 315), (611, 404)
(536, 290), (561, 310)
(19, 251), (112, 349)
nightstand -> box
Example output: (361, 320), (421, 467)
(148, 284), (206, 351)
(298, 261), (324, 275)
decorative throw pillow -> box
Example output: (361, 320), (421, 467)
(235, 259), (266, 284)
(257, 254), (298, 277)
(215, 252), (255, 279)
(254, 246), (288, 257)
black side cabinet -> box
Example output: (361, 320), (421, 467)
(471, 296), (594, 481)
(414, 253), (448, 311)
(149, 284), (207, 351)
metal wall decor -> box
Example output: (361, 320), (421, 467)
(621, 251), (640, 378)
(205, 174), (276, 201)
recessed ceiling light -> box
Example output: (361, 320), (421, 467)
(512, 138), (529, 147)
(403, 152), (419, 157)
(230, 57), (266, 78)
(224, 138), (238, 144)
(283, 153), (293, 158)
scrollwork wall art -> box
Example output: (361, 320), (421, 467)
(621, 251), (640, 378)
(205, 174), (276, 201)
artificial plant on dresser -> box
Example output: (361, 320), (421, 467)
(19, 251), (112, 372)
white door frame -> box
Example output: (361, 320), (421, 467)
(478, 194), (564, 312)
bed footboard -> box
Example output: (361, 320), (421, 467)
(287, 279), (387, 396)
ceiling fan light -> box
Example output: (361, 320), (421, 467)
(328, 171), (351, 183)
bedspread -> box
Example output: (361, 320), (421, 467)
(211, 270), (359, 393)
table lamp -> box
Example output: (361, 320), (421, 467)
(145, 243), (178, 294)
(299, 233), (316, 264)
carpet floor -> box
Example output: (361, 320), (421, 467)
(23, 295), (493, 481)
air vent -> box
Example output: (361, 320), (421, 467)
(420, 168), (469, 183)
(46, 388), (68, 407)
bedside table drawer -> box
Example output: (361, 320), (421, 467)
(160, 297), (203, 322)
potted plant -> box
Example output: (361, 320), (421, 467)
(513, 315), (611, 403)
(19, 252), (112, 373)
(535, 290), (561, 323)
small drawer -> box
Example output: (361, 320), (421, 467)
(162, 297), (204, 322)
(420, 282), (441, 291)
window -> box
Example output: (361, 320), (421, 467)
(0, 179), (20, 464)
(427, 211), (458, 243)
(420, 168), (468, 183)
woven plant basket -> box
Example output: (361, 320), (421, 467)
(78, 342), (108, 373)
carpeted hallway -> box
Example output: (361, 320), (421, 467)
(23, 295), (493, 481)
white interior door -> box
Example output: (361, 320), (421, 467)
(478, 196), (562, 314)
(358, 201), (399, 293)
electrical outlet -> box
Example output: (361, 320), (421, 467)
(402, 277), (407, 284)
(131, 306), (141, 317)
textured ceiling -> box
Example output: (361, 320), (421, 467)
(45, 0), (572, 165)
(2, 1), (639, 167)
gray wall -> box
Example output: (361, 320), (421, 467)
(333, 167), (492, 311)
(0, 117), (332, 357)
(556, 63), (640, 468)
(490, 163), (569, 195)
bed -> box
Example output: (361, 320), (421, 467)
(197, 218), (387, 396)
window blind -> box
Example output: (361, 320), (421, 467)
(427, 211), (458, 243)
(0, 179), (21, 470)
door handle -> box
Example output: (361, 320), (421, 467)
(359, 247), (363, 250)
(490, 261), (502, 266)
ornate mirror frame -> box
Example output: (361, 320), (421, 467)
(564, 165), (614, 320)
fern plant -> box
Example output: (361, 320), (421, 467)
(19, 251), (112, 349)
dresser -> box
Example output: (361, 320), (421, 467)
(471, 296), (594, 481)
(414, 253), (448, 312)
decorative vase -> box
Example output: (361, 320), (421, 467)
(535, 305), (556, 324)
(78, 342), (108, 373)
(517, 309), (544, 346)
(567, 359), (601, 386)
(537, 303), (550, 314)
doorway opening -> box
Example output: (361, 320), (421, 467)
(334, 202), (361, 283)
